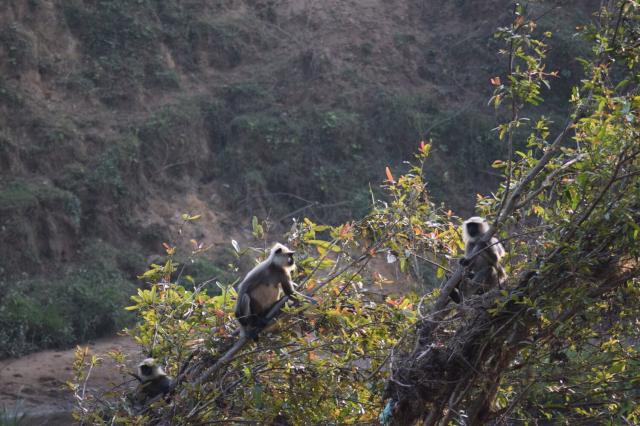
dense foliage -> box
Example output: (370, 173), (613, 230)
(69, 1), (639, 425)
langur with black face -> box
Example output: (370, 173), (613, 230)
(134, 358), (174, 403)
(234, 243), (315, 339)
(450, 216), (507, 303)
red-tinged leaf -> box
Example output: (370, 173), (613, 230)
(339, 223), (352, 237)
(162, 242), (171, 250)
(385, 166), (395, 183)
(490, 76), (502, 86)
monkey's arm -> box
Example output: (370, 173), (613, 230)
(464, 240), (501, 267)
(281, 278), (317, 305)
(460, 240), (477, 266)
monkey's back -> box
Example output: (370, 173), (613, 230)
(138, 375), (173, 400)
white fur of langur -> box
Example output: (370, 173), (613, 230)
(234, 243), (314, 338)
(451, 216), (506, 303)
(135, 358), (174, 402)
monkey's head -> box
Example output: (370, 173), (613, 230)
(463, 216), (489, 242)
(270, 243), (295, 271)
(137, 358), (165, 382)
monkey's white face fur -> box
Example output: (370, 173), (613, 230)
(138, 358), (165, 381)
(270, 243), (296, 271)
(462, 216), (489, 243)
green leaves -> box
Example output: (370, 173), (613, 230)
(251, 215), (265, 239)
(181, 213), (201, 221)
(307, 239), (341, 253)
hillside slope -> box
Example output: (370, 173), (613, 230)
(0, 0), (597, 355)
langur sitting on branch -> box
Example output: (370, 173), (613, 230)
(133, 358), (174, 404)
(450, 216), (507, 303)
(234, 243), (315, 339)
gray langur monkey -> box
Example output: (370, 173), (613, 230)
(234, 243), (315, 338)
(450, 216), (507, 303)
(134, 358), (174, 402)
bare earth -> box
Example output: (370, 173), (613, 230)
(0, 335), (141, 425)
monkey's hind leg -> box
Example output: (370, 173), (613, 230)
(471, 266), (490, 287)
(235, 293), (253, 323)
(243, 326), (261, 341)
(243, 316), (277, 341)
(236, 293), (261, 339)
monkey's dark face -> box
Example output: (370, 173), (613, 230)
(140, 365), (153, 377)
(273, 244), (295, 269)
(466, 222), (482, 238)
(274, 251), (295, 268)
(138, 359), (165, 381)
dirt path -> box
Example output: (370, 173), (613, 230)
(0, 335), (141, 425)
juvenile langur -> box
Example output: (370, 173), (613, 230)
(234, 243), (315, 338)
(134, 358), (174, 402)
(450, 216), (506, 303)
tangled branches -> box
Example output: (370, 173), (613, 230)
(383, 2), (640, 424)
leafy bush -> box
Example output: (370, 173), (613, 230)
(0, 179), (81, 221)
(181, 257), (232, 286)
(0, 24), (36, 70)
(87, 137), (140, 199)
(0, 78), (24, 107)
(205, 85), (496, 221)
(0, 240), (137, 358)
(367, 91), (437, 149)
(136, 102), (209, 180)
(62, 0), (177, 104)
(0, 181), (39, 211)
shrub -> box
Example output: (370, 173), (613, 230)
(0, 24), (36, 71)
(136, 102), (209, 180)
(0, 179), (81, 220)
(87, 137), (140, 199)
(0, 240), (137, 357)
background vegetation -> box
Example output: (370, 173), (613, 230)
(0, 0), (600, 356)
